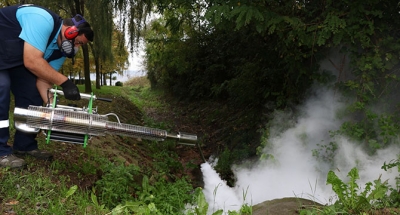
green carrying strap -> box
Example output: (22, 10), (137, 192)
(83, 92), (95, 148)
(46, 87), (59, 144)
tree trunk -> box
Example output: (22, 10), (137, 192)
(82, 44), (92, 93)
(95, 59), (101, 89)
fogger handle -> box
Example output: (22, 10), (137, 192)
(167, 132), (198, 144)
(96, 97), (113, 102)
(49, 89), (112, 102)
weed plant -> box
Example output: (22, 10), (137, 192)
(300, 166), (400, 215)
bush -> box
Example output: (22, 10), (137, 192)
(115, 81), (123, 86)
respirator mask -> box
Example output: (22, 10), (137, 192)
(60, 38), (79, 58)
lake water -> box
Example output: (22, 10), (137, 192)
(89, 69), (146, 85)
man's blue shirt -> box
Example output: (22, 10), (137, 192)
(16, 6), (65, 70)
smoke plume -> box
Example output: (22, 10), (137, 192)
(201, 87), (399, 214)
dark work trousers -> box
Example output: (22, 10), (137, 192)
(0, 66), (43, 156)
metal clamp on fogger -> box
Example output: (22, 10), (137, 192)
(13, 88), (197, 147)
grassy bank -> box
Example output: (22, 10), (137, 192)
(0, 78), (198, 214)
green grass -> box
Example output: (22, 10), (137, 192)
(78, 78), (165, 114)
(125, 86), (168, 112)
(0, 167), (109, 214)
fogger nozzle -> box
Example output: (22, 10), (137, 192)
(14, 106), (197, 144)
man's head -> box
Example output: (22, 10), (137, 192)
(60, 14), (93, 58)
(63, 14), (94, 43)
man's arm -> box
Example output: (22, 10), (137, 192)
(36, 78), (53, 104)
(25, 42), (81, 100)
(23, 42), (68, 85)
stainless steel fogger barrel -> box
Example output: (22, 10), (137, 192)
(14, 106), (197, 144)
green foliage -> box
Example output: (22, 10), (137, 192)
(303, 164), (400, 214)
(95, 164), (141, 208)
(112, 201), (162, 215)
(336, 111), (400, 153)
(214, 147), (253, 186)
(312, 141), (338, 164)
(144, 1), (400, 168)
(142, 176), (193, 214)
(186, 188), (211, 215)
(112, 175), (193, 215)
(143, 139), (189, 180)
(382, 159), (400, 172)
(326, 167), (389, 213)
(65, 185), (78, 199)
(381, 159), (400, 207)
(145, 1), (319, 107)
